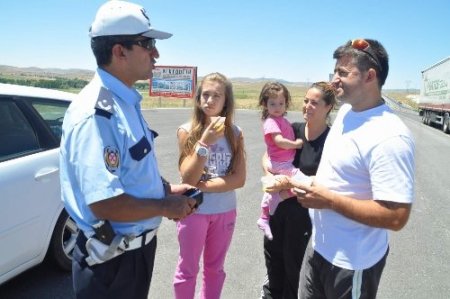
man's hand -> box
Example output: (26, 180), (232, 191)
(293, 181), (412, 230)
(292, 181), (334, 209)
(162, 195), (197, 220)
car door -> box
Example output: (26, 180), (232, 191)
(0, 97), (68, 277)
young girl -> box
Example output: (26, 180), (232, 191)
(257, 82), (308, 240)
(174, 73), (246, 299)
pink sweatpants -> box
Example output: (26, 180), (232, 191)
(173, 210), (236, 299)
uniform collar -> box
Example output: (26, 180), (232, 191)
(96, 68), (142, 106)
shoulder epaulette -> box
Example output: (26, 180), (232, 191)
(94, 87), (114, 119)
(150, 129), (159, 139)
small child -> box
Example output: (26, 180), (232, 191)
(257, 82), (308, 240)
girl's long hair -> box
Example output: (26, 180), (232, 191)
(179, 72), (243, 173)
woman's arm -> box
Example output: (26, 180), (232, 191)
(197, 132), (246, 193)
(177, 128), (207, 186)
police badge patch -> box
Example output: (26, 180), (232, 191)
(104, 146), (120, 173)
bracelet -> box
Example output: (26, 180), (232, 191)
(198, 140), (209, 147)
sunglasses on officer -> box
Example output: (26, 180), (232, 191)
(123, 38), (156, 51)
(350, 39), (382, 72)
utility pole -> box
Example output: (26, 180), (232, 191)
(405, 80), (411, 93)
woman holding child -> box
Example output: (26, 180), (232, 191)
(261, 82), (336, 299)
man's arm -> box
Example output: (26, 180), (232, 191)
(89, 192), (196, 222)
(293, 183), (411, 231)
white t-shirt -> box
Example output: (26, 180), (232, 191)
(178, 122), (241, 214)
(311, 103), (415, 270)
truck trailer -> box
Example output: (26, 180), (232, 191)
(418, 56), (450, 133)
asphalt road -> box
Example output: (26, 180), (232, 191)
(0, 108), (449, 299)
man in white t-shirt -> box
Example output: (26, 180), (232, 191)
(293, 39), (415, 299)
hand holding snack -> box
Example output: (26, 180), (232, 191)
(199, 116), (226, 146)
(211, 116), (226, 133)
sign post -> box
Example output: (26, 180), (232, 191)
(150, 66), (197, 106)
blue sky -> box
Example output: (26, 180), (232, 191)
(1, 0), (449, 89)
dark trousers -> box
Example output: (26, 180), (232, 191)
(72, 232), (157, 299)
(299, 245), (388, 299)
(262, 197), (312, 299)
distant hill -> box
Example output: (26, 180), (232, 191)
(0, 65), (417, 92)
(0, 65), (95, 81)
(0, 65), (310, 85)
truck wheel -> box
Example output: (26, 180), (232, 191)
(48, 210), (79, 271)
(443, 114), (449, 134)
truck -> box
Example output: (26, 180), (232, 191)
(418, 56), (450, 133)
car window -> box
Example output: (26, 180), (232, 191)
(0, 100), (40, 160)
(31, 100), (69, 141)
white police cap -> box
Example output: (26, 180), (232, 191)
(89, 0), (172, 39)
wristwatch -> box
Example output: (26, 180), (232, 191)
(195, 144), (209, 157)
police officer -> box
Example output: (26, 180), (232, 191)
(59, 1), (197, 298)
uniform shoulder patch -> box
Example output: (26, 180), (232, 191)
(150, 129), (159, 139)
(95, 87), (114, 119)
(104, 145), (120, 173)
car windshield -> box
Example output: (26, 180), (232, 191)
(31, 100), (69, 141)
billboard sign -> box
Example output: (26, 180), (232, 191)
(150, 66), (197, 98)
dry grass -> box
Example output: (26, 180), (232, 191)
(141, 82), (309, 111)
(67, 81), (415, 112)
(141, 82), (416, 112)
(384, 91), (419, 110)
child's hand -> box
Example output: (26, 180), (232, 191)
(295, 139), (304, 149)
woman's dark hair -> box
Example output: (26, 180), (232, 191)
(310, 81), (336, 109)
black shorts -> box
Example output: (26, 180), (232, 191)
(299, 243), (388, 299)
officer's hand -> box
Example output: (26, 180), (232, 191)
(163, 195), (197, 220)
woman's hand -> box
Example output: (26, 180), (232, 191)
(199, 117), (225, 145)
(262, 175), (290, 192)
(168, 183), (196, 195)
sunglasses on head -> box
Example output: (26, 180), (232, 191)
(350, 39), (382, 72)
(123, 38), (156, 51)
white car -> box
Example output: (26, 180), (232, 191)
(0, 83), (79, 285)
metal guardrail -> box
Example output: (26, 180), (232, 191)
(382, 95), (418, 115)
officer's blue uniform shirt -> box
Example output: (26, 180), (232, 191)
(60, 68), (165, 237)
